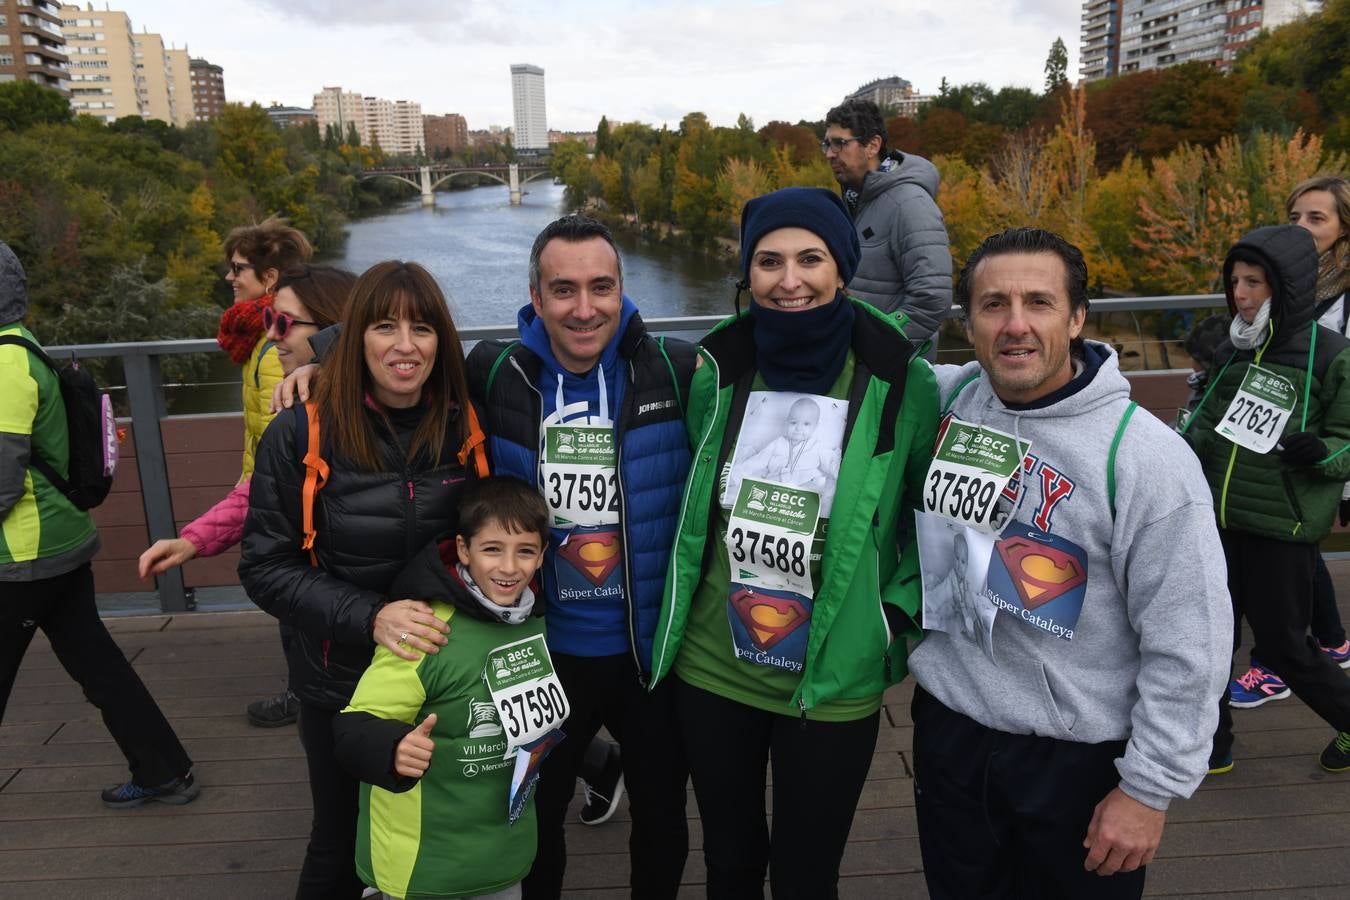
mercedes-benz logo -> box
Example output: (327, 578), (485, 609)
(463, 762), (479, 777)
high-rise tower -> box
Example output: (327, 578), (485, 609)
(510, 63), (547, 152)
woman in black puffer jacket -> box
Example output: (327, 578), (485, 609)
(240, 261), (481, 899)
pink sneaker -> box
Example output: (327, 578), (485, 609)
(1229, 664), (1291, 708)
(1321, 640), (1350, 670)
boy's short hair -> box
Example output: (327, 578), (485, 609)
(458, 476), (549, 544)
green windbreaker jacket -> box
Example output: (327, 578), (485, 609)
(650, 299), (938, 713)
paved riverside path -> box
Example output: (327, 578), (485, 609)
(4, 570), (1350, 898)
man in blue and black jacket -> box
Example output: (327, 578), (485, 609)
(466, 214), (694, 899)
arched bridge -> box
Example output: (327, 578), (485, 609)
(359, 163), (552, 206)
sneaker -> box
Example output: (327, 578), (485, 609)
(1321, 640), (1350, 669)
(101, 771), (200, 809)
(247, 689), (299, 727)
(1207, 754), (1234, 775)
(578, 746), (624, 826)
(1228, 664), (1291, 708)
(1320, 732), (1350, 773)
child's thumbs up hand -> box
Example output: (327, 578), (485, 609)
(394, 713), (438, 778)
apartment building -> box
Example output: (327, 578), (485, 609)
(0, 0), (68, 92)
(314, 85), (364, 142)
(188, 56), (225, 122)
(267, 103), (316, 129)
(363, 96), (423, 155)
(59, 4), (137, 120)
(59, 6), (196, 124)
(314, 86), (425, 155)
(844, 76), (933, 118)
(424, 113), (468, 155)
(510, 63), (547, 151)
(1084, 0), (1322, 80)
(1080, 0), (1121, 80)
(131, 31), (172, 123)
(165, 47), (190, 126)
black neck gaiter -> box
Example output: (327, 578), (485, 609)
(748, 292), (855, 394)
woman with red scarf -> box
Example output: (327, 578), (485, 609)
(142, 217), (312, 727)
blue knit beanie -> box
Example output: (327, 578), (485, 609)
(739, 187), (860, 285)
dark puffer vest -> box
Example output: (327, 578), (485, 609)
(466, 312), (695, 677)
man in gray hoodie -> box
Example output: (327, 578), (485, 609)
(823, 98), (952, 345)
(907, 228), (1231, 898)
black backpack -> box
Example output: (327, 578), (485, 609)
(0, 334), (118, 510)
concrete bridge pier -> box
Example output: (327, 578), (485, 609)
(509, 163), (522, 205)
(419, 165), (434, 207)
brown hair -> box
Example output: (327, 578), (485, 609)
(1286, 175), (1350, 248)
(273, 264), (355, 330)
(312, 261), (469, 471)
(222, 216), (313, 280)
(457, 476), (549, 544)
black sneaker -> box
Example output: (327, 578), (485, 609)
(1321, 731), (1350, 773)
(578, 745), (624, 826)
(247, 689), (299, 727)
(101, 771), (200, 809)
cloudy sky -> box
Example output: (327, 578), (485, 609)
(94, 0), (1081, 131)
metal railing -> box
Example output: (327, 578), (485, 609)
(48, 293), (1224, 613)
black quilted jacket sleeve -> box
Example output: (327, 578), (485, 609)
(238, 408), (384, 647)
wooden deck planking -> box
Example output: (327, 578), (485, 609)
(2, 567), (1350, 897)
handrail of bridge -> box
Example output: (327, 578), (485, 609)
(46, 293), (1225, 613)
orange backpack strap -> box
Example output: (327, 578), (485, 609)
(457, 402), (490, 479)
(299, 400), (329, 564)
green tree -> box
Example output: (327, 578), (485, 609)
(1045, 38), (1069, 95)
(595, 116), (612, 157)
(0, 81), (71, 131)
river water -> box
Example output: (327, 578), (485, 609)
(334, 181), (739, 327)
(168, 182), (736, 414)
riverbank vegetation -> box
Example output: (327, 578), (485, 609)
(0, 87), (413, 345)
(554, 0), (1349, 302)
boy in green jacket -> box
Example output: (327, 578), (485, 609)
(335, 477), (563, 900)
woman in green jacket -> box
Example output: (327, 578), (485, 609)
(1185, 224), (1350, 775)
(650, 187), (937, 898)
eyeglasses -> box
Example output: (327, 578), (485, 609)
(820, 136), (863, 154)
(227, 260), (255, 277)
(263, 307), (319, 338)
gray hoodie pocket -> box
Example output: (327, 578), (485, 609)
(1035, 663), (1078, 736)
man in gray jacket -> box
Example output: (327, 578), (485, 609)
(908, 228), (1231, 899)
(823, 98), (952, 345)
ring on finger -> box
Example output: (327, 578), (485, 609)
(399, 631), (409, 644)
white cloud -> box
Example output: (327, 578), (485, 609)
(107, 0), (1083, 130)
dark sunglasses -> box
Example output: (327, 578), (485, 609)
(228, 260), (256, 277)
(263, 307), (319, 338)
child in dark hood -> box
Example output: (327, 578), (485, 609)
(1183, 224), (1350, 776)
(335, 476), (558, 900)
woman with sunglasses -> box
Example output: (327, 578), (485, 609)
(240, 261), (481, 898)
(137, 264), (355, 586)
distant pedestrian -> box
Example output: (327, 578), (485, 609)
(0, 241), (199, 809)
(140, 218), (313, 730)
(823, 97), (952, 348)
